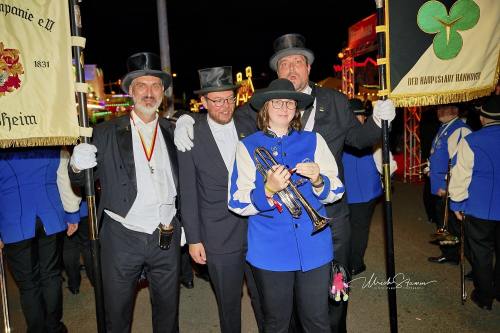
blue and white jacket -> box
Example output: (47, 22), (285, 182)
(0, 148), (81, 244)
(228, 130), (344, 272)
(429, 118), (471, 195)
(342, 145), (397, 204)
(449, 122), (500, 221)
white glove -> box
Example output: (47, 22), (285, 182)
(70, 143), (97, 171)
(372, 99), (396, 127)
(174, 115), (195, 152)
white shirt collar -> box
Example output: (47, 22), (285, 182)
(131, 110), (158, 130)
(207, 115), (235, 132)
(302, 85), (312, 95)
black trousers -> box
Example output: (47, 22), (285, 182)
(206, 251), (246, 333)
(100, 215), (180, 333)
(251, 263), (330, 333)
(287, 213), (350, 333)
(465, 215), (500, 303)
(433, 195), (460, 260)
(63, 216), (94, 288)
(422, 176), (436, 224)
(349, 198), (379, 271)
(180, 244), (194, 284)
(328, 213), (350, 333)
(4, 218), (65, 333)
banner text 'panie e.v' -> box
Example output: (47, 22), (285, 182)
(0, 0), (79, 147)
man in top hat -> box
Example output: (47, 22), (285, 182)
(178, 66), (261, 333)
(427, 103), (471, 265)
(69, 52), (181, 333)
(174, 33), (396, 332)
(449, 95), (500, 310)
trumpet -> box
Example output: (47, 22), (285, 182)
(431, 159), (456, 243)
(253, 147), (331, 234)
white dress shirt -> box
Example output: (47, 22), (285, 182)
(105, 111), (177, 234)
(301, 85), (316, 131)
(207, 115), (239, 172)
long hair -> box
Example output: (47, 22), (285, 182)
(256, 101), (302, 132)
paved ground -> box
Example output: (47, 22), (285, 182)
(2, 181), (500, 332)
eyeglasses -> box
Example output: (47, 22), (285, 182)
(205, 96), (237, 107)
(271, 99), (297, 110)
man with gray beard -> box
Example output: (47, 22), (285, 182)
(69, 52), (181, 333)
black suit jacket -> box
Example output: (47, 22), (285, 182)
(177, 112), (256, 256)
(69, 115), (179, 223)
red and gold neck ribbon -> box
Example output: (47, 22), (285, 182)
(131, 115), (159, 164)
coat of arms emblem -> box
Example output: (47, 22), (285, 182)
(0, 42), (24, 96)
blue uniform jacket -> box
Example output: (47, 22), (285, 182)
(0, 148), (79, 244)
(342, 147), (382, 204)
(429, 118), (470, 195)
(450, 123), (500, 221)
(229, 130), (344, 272)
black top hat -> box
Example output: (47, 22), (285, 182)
(269, 33), (315, 71)
(193, 66), (239, 95)
(249, 78), (314, 110)
(476, 94), (500, 120)
(121, 52), (172, 94)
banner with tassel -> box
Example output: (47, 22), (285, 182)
(384, 0), (499, 107)
(0, 0), (79, 147)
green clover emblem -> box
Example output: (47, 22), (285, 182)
(417, 0), (480, 60)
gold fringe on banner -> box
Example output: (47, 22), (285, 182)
(389, 86), (495, 108)
(0, 136), (79, 149)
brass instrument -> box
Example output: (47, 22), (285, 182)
(431, 159), (458, 245)
(253, 147), (331, 234)
(460, 212), (467, 304)
(0, 249), (11, 332)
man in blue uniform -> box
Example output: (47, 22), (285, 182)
(449, 95), (500, 310)
(427, 104), (471, 264)
(0, 147), (80, 333)
(342, 99), (397, 276)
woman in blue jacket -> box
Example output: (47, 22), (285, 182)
(228, 79), (344, 333)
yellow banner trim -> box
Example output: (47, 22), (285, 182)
(0, 137), (78, 148)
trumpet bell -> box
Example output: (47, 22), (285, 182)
(311, 216), (332, 235)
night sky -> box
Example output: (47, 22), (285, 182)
(80, 0), (376, 98)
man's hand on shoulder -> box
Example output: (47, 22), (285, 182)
(174, 115), (195, 152)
